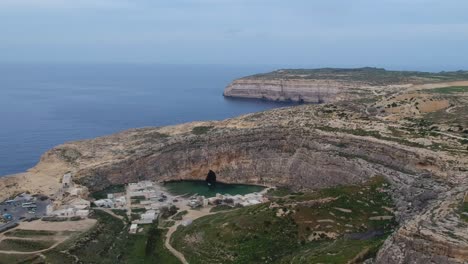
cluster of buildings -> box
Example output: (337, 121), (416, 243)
(188, 192), (267, 208)
(93, 180), (165, 232)
(46, 173), (90, 219)
(128, 181), (164, 225)
(93, 194), (126, 208)
(46, 197), (90, 218)
(128, 181), (171, 210)
(41, 175), (269, 234)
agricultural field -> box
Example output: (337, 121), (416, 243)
(0, 239), (55, 252)
(0, 253), (37, 264)
(247, 68), (468, 85)
(0, 209), (179, 264)
(39, 210), (180, 264)
(171, 176), (396, 264)
(427, 86), (468, 94)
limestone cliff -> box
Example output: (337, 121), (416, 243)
(224, 68), (468, 103)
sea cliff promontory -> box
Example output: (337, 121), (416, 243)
(224, 67), (468, 103)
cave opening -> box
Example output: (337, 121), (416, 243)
(206, 170), (217, 187)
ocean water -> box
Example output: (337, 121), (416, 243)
(0, 64), (293, 176)
(164, 180), (265, 198)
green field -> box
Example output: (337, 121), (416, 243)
(4, 229), (58, 237)
(0, 253), (37, 264)
(172, 176), (396, 264)
(427, 86), (468, 94)
(247, 68), (468, 85)
(39, 210), (180, 264)
(126, 227), (180, 264)
(0, 239), (55, 252)
(91, 184), (126, 200)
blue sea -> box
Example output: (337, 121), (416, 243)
(0, 64), (293, 176)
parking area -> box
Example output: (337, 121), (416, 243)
(0, 194), (51, 229)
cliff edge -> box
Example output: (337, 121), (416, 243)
(224, 67), (468, 103)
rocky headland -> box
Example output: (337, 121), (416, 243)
(1, 68), (468, 263)
(224, 67), (468, 103)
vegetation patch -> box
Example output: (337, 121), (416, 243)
(91, 184), (126, 200)
(172, 210), (188, 220)
(0, 253), (37, 264)
(172, 176), (396, 264)
(427, 86), (468, 94)
(192, 126), (214, 135)
(0, 239), (55, 252)
(315, 126), (425, 149)
(42, 210), (180, 264)
(132, 207), (147, 213)
(210, 204), (235, 212)
(248, 68), (468, 85)
(160, 220), (176, 228)
(459, 194), (468, 222)
(267, 187), (293, 197)
(111, 209), (129, 222)
(131, 195), (146, 204)
(4, 229), (58, 238)
(126, 226), (181, 264)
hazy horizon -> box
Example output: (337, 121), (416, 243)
(1, 0), (467, 71)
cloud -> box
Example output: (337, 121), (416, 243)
(0, 0), (133, 9)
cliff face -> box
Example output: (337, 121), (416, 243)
(224, 68), (468, 103)
(224, 78), (348, 103)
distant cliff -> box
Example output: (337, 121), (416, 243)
(224, 68), (468, 103)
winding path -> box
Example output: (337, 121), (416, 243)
(165, 224), (189, 264)
(162, 187), (272, 263)
(163, 204), (219, 264)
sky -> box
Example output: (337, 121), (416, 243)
(0, 0), (467, 70)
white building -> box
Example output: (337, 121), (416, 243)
(128, 181), (153, 192)
(49, 207), (89, 218)
(94, 199), (114, 208)
(135, 210), (158, 224)
(62, 173), (73, 189)
(76, 210), (90, 217)
(114, 196), (127, 207)
(69, 198), (91, 210)
(129, 224), (138, 234)
(46, 204), (54, 215)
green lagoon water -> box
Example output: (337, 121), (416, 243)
(164, 181), (264, 198)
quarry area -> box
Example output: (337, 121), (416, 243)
(0, 68), (467, 263)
